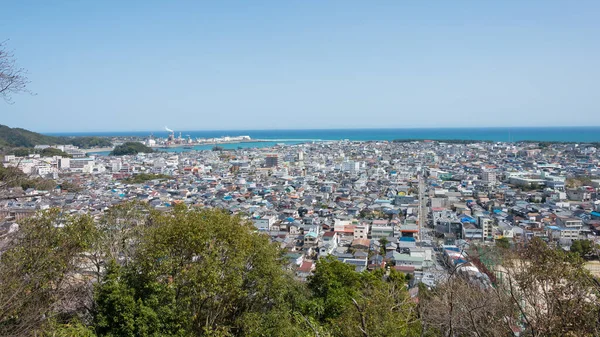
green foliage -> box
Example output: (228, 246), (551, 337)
(0, 124), (65, 148)
(93, 205), (298, 336)
(520, 182), (540, 191)
(0, 210), (98, 336)
(0, 163), (55, 190)
(332, 270), (420, 337)
(566, 175), (599, 188)
(379, 237), (389, 256)
(307, 257), (420, 336)
(44, 319), (97, 337)
(0, 124), (110, 149)
(421, 237), (600, 336)
(69, 137), (113, 149)
(58, 180), (83, 192)
(307, 256), (364, 321)
(110, 142), (154, 156)
(12, 147), (32, 157)
(93, 261), (179, 337)
(10, 147), (72, 158)
(570, 239), (594, 258)
(41, 147), (72, 157)
(123, 173), (171, 184)
(495, 237), (510, 250)
(510, 238), (600, 335)
(0, 163), (25, 187)
(1, 203), (420, 336)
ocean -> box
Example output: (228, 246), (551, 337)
(47, 127), (600, 143)
(46, 127), (600, 155)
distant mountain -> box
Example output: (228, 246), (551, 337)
(0, 124), (112, 149)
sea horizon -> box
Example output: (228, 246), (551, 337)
(45, 126), (600, 143)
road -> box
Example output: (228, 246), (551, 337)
(417, 171), (451, 286)
(418, 172), (426, 241)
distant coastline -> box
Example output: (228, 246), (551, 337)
(47, 126), (600, 143)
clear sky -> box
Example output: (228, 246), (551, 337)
(1, 0), (599, 132)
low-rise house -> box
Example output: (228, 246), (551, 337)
(296, 261), (314, 281)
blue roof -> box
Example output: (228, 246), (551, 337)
(444, 247), (460, 252)
(461, 216), (477, 223)
(399, 237), (416, 242)
(591, 211), (600, 217)
(547, 225), (561, 230)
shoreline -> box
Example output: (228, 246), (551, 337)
(152, 138), (324, 148)
(84, 137), (600, 154)
(83, 147), (114, 153)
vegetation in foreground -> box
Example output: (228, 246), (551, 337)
(0, 203), (599, 336)
(0, 163), (55, 193)
(0, 204), (419, 337)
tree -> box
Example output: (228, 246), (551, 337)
(0, 163), (56, 200)
(332, 270), (420, 337)
(0, 41), (30, 103)
(500, 238), (600, 336)
(420, 238), (600, 336)
(307, 256), (363, 322)
(110, 142), (154, 156)
(0, 209), (98, 336)
(93, 205), (301, 336)
(123, 173), (170, 184)
(419, 271), (514, 337)
(93, 261), (173, 337)
(378, 237), (389, 257)
(495, 237), (510, 250)
(570, 239), (593, 258)
(307, 257), (420, 336)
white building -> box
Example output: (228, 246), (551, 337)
(478, 216), (495, 240)
(551, 216), (583, 240)
(252, 215), (277, 231)
(34, 165), (53, 176)
(354, 224), (368, 240)
(342, 160), (361, 173)
(110, 159), (123, 172)
(57, 157), (70, 169)
(482, 171), (497, 185)
(70, 158), (95, 173)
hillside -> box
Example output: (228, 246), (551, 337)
(0, 124), (112, 149)
(110, 142), (154, 155)
(0, 124), (65, 148)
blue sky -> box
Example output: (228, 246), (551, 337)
(1, 0), (599, 132)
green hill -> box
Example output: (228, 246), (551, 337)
(110, 142), (154, 156)
(0, 124), (64, 148)
(0, 124), (112, 149)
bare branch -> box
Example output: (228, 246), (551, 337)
(351, 297), (369, 337)
(0, 40), (31, 104)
